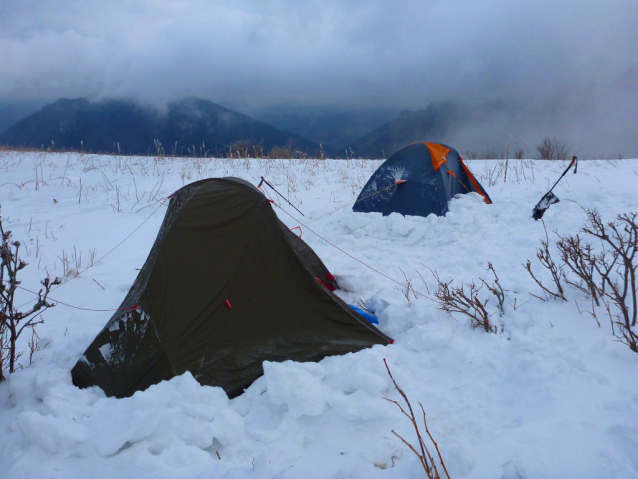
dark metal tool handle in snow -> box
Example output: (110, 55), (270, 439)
(532, 156), (577, 220)
(259, 177), (305, 216)
(547, 156), (578, 194)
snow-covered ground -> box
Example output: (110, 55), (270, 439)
(0, 151), (637, 479)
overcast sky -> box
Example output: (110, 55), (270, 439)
(1, 0), (637, 154)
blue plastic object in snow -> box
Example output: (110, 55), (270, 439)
(349, 304), (378, 324)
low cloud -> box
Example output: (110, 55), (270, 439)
(1, 0), (637, 154)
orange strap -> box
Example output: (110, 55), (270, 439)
(460, 157), (491, 204)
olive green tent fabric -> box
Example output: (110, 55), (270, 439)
(71, 177), (390, 398)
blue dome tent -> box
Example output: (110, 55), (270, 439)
(353, 142), (492, 217)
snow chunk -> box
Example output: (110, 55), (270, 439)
(263, 361), (326, 418)
(98, 344), (111, 361)
(385, 212), (415, 237)
(341, 213), (371, 233)
(212, 408), (245, 447)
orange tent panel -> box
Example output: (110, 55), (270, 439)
(424, 142), (451, 171)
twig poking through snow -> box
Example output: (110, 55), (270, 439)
(382, 359), (450, 479)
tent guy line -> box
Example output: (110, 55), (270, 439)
(10, 193), (434, 313)
(16, 197), (170, 310)
(12, 178), (429, 313)
(2, 279), (140, 313)
(304, 181), (401, 225)
(10, 179), (405, 312)
(272, 202), (435, 303)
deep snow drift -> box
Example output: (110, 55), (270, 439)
(0, 152), (637, 478)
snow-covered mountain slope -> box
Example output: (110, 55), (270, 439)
(1, 152), (637, 478)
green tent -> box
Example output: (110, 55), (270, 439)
(72, 178), (391, 398)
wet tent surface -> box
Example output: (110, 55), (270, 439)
(72, 178), (390, 398)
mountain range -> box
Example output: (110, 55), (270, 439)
(249, 104), (399, 151)
(346, 102), (463, 158)
(0, 97), (468, 158)
(0, 98), (324, 156)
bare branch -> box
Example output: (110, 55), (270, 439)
(524, 222), (567, 302)
(383, 359), (448, 479)
(429, 268), (497, 333)
(582, 209), (637, 328)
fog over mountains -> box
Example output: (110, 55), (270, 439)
(249, 104), (399, 152)
(0, 98), (324, 156)
(1, 0), (637, 156)
(2, 95), (637, 159)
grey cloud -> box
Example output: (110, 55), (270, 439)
(1, 0), (637, 154)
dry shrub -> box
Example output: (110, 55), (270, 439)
(528, 208), (638, 352)
(536, 136), (570, 161)
(383, 359), (450, 479)
(524, 222), (567, 302)
(1, 206), (61, 379)
(428, 263), (505, 333)
(581, 210), (637, 328)
(268, 145), (294, 159)
(579, 210), (637, 351)
(556, 234), (600, 306)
